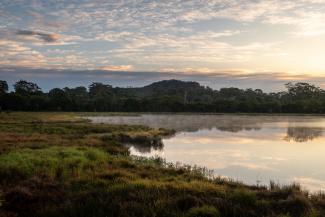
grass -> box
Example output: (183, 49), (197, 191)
(0, 147), (108, 183)
(1, 112), (325, 217)
(0, 112), (83, 124)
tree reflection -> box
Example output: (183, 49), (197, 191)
(129, 138), (164, 154)
(284, 127), (323, 142)
(91, 115), (325, 143)
(217, 126), (261, 132)
(91, 114), (268, 132)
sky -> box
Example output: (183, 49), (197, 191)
(1, 0), (325, 91)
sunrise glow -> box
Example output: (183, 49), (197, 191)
(1, 0), (325, 90)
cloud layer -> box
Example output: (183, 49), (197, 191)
(2, 67), (325, 92)
(1, 0), (325, 89)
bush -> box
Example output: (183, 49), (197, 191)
(230, 189), (257, 207)
(282, 194), (312, 217)
(176, 195), (202, 211)
(185, 206), (220, 217)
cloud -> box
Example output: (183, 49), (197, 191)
(265, 9), (325, 37)
(45, 54), (95, 69)
(95, 31), (133, 42)
(99, 65), (133, 71)
(1, 0), (325, 76)
(97, 31), (275, 70)
(291, 177), (325, 192)
(0, 40), (47, 67)
(2, 67), (325, 92)
(16, 30), (60, 43)
(0, 39), (95, 69)
(3, 1), (325, 37)
(0, 28), (82, 46)
(92, 29), (270, 69)
(230, 162), (276, 171)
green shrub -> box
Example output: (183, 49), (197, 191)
(185, 206), (220, 217)
(176, 195), (202, 211)
(282, 194), (312, 217)
(230, 189), (257, 207)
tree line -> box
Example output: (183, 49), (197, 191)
(1, 79), (325, 113)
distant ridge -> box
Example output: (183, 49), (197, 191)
(131, 79), (209, 97)
(144, 79), (200, 89)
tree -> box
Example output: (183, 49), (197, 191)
(63, 86), (89, 111)
(285, 82), (322, 99)
(49, 88), (66, 98)
(89, 82), (112, 97)
(49, 88), (69, 111)
(2, 79), (325, 113)
(88, 83), (114, 111)
(219, 88), (243, 99)
(0, 93), (25, 110)
(14, 80), (42, 95)
(0, 80), (8, 94)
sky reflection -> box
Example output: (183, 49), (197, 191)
(89, 114), (325, 191)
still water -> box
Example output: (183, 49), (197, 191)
(88, 114), (325, 191)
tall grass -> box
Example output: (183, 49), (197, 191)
(0, 147), (108, 182)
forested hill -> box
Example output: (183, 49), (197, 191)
(128, 80), (211, 99)
(0, 79), (324, 113)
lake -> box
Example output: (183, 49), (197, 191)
(88, 114), (325, 192)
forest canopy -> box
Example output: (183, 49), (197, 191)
(0, 79), (324, 113)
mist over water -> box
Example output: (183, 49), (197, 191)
(88, 114), (325, 191)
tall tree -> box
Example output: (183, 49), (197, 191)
(49, 88), (69, 111)
(89, 82), (112, 97)
(285, 82), (322, 99)
(0, 80), (8, 94)
(63, 86), (89, 111)
(14, 80), (42, 95)
(88, 83), (113, 111)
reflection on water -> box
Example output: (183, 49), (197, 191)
(126, 140), (164, 154)
(88, 114), (325, 191)
(89, 114), (266, 132)
(284, 127), (323, 142)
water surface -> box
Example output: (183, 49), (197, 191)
(88, 114), (325, 191)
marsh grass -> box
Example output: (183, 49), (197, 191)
(185, 206), (220, 217)
(0, 147), (108, 183)
(1, 112), (325, 217)
(0, 112), (83, 124)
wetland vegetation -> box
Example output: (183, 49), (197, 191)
(1, 112), (325, 217)
(1, 79), (325, 216)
